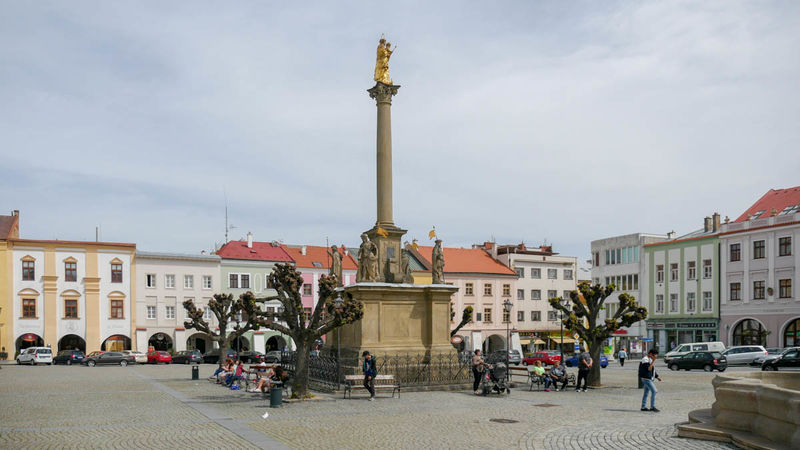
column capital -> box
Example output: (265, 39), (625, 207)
(368, 82), (400, 104)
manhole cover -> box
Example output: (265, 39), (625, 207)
(533, 403), (559, 408)
(489, 418), (519, 424)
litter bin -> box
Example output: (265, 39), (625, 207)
(192, 365), (199, 380)
(637, 376), (643, 389)
(270, 382), (283, 408)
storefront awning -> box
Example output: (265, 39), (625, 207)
(533, 339), (546, 345)
(551, 337), (575, 344)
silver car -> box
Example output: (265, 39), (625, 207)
(722, 345), (767, 365)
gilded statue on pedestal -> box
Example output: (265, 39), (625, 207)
(432, 239), (444, 284)
(374, 37), (395, 85)
(357, 233), (380, 282)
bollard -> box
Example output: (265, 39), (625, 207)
(270, 382), (283, 408)
(191, 365), (199, 380)
(638, 376), (643, 389)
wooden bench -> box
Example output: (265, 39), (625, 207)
(528, 367), (577, 391)
(343, 374), (400, 399)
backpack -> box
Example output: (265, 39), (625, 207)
(638, 360), (651, 379)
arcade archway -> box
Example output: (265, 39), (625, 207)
(58, 334), (86, 353)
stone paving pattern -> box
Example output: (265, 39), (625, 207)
(0, 362), (742, 449)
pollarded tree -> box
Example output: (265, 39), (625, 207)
(183, 292), (270, 366)
(548, 282), (647, 386)
(261, 263), (363, 399)
(450, 305), (474, 338)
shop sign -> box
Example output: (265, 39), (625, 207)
(613, 330), (628, 335)
(677, 322), (716, 329)
(646, 323), (666, 329)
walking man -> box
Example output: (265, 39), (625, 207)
(639, 348), (662, 412)
(471, 349), (485, 395)
(362, 351), (377, 401)
(618, 348), (628, 367)
(576, 351), (592, 392)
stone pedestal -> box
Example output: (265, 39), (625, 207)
(364, 224), (406, 283)
(330, 283), (458, 357)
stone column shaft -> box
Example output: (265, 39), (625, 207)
(368, 82), (400, 227)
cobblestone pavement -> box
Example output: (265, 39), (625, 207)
(0, 362), (746, 449)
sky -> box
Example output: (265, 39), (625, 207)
(1, 1), (799, 269)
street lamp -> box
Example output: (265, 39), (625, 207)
(559, 298), (565, 365)
(233, 311), (242, 352)
(503, 298), (513, 381)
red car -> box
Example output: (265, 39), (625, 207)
(147, 351), (172, 364)
(522, 351), (562, 366)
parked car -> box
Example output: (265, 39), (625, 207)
(487, 349), (522, 365)
(85, 351), (104, 359)
(665, 342), (726, 364)
(749, 348), (784, 367)
(263, 350), (282, 363)
(81, 351), (135, 367)
(203, 349), (238, 364)
(669, 351), (727, 372)
(761, 347), (800, 371)
(721, 345), (767, 365)
(17, 347), (53, 365)
(122, 351), (148, 364)
(238, 351), (265, 363)
(53, 350), (85, 365)
(147, 351), (173, 364)
(564, 354), (608, 368)
(172, 350), (203, 364)
(522, 350), (562, 366)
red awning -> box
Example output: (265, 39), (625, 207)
(22, 334), (38, 342)
(613, 330), (628, 335)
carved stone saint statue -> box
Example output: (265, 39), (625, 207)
(400, 249), (414, 284)
(328, 245), (343, 286)
(432, 239), (444, 284)
(357, 233), (380, 282)
(374, 38), (394, 85)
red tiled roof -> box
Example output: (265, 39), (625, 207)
(0, 214), (19, 239)
(281, 245), (358, 270)
(216, 240), (294, 262)
(735, 186), (800, 222)
(414, 246), (516, 276)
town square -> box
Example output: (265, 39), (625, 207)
(1, 2), (799, 449)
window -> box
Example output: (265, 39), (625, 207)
(229, 274), (239, 289)
(703, 259), (712, 279)
(146, 274), (156, 288)
(547, 290), (557, 300)
(670, 263), (678, 282)
(303, 307), (312, 321)
(65, 262), (77, 282)
(531, 311), (541, 321)
(730, 244), (741, 262)
(656, 265), (664, 283)
(702, 292), (712, 312)
(780, 204), (800, 215)
(241, 274), (250, 289)
(686, 292), (696, 312)
(165, 306), (175, 320)
(633, 274), (639, 290)
(547, 311), (558, 321)
(593, 252), (599, 267)
(753, 240), (765, 259)
(730, 282), (741, 301)
(611, 249), (616, 265)
(475, 312), (482, 322)
(184, 275), (194, 289)
(502, 309), (510, 323)
(751, 210), (765, 220)
(732, 319), (765, 346)
(502, 284), (511, 297)
(111, 264), (122, 283)
(483, 284), (492, 296)
(655, 295), (664, 313)
(165, 274), (175, 289)
(779, 279), (792, 299)
(547, 269), (557, 279)
(563, 290), (571, 299)
(687, 261), (696, 280)
(110, 300), (124, 319)
(779, 237), (792, 256)
(464, 283), (473, 296)
(202, 275), (212, 290)
(516, 289), (524, 300)
(22, 260), (35, 281)
(517, 311), (524, 321)
(483, 308), (492, 323)
(146, 306), (156, 320)
(22, 298), (36, 318)
(531, 268), (541, 279)
(753, 280), (765, 300)
(622, 275), (628, 291)
(531, 290), (541, 300)
(669, 294), (678, 313)
(564, 269), (573, 280)
(785, 318), (800, 347)
(64, 299), (78, 318)
(203, 306), (212, 320)
(515, 267), (524, 278)
(303, 284), (312, 296)
(605, 250), (610, 265)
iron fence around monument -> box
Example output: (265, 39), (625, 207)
(280, 352), (472, 392)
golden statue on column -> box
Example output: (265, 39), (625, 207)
(374, 37), (394, 85)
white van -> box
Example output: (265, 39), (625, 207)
(664, 342), (725, 364)
(17, 347), (53, 365)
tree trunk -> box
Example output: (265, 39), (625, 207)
(588, 340), (603, 386)
(291, 339), (312, 399)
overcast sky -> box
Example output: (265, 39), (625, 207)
(1, 1), (798, 266)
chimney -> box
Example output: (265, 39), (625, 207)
(703, 216), (712, 232)
(12, 210), (19, 216)
(301, 245), (307, 255)
(667, 230), (676, 239)
(712, 212), (721, 232)
(247, 232), (253, 248)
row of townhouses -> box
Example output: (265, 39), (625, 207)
(592, 186), (800, 355)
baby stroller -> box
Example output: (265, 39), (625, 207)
(481, 362), (510, 395)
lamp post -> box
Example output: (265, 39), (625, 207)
(233, 312), (242, 352)
(503, 298), (512, 381)
(559, 298), (565, 365)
